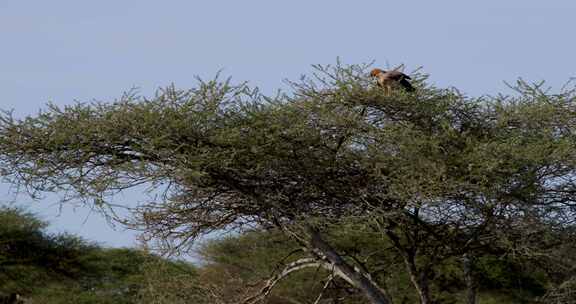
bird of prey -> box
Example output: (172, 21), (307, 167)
(370, 68), (415, 95)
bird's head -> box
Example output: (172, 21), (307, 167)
(369, 68), (385, 77)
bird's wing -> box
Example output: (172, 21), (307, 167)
(386, 71), (408, 81)
(399, 78), (415, 92)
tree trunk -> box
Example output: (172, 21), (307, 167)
(462, 253), (477, 304)
(405, 262), (432, 304)
(308, 228), (392, 304)
(403, 250), (432, 304)
(385, 228), (432, 304)
(409, 272), (432, 304)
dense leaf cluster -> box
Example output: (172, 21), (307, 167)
(2, 63), (576, 303)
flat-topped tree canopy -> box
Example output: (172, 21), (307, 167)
(1, 64), (576, 244)
(1, 62), (576, 304)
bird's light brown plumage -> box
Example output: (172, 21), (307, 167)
(370, 68), (414, 95)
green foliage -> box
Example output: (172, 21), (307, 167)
(2, 62), (576, 303)
(0, 206), (98, 294)
(135, 255), (215, 304)
(0, 206), (201, 303)
(199, 231), (332, 304)
(0, 206), (572, 303)
(197, 228), (566, 304)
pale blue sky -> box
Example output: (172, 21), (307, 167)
(1, 0), (575, 251)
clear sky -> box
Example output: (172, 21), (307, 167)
(1, 0), (575, 251)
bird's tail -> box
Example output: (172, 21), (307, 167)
(400, 79), (415, 92)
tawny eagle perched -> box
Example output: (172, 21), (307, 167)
(370, 68), (415, 94)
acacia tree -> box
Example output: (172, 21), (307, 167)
(1, 63), (576, 304)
